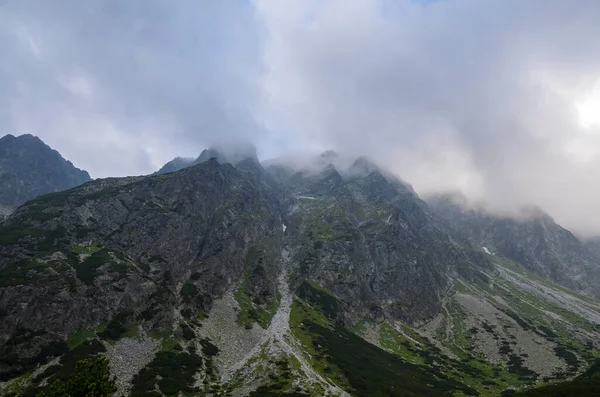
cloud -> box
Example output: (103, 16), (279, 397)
(254, 0), (600, 236)
(0, 0), (263, 177)
(3, 0), (600, 236)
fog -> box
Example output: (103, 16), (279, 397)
(2, 1), (600, 235)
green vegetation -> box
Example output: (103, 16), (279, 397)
(303, 279), (562, 397)
(35, 357), (116, 397)
(200, 339), (219, 356)
(180, 282), (199, 301)
(0, 259), (50, 287)
(37, 339), (106, 383)
(69, 243), (101, 256)
(289, 282), (483, 396)
(234, 250), (280, 329)
(0, 225), (46, 246)
(1, 373), (32, 397)
(510, 359), (600, 396)
(180, 322), (195, 340)
(24, 211), (57, 223)
(4, 339), (107, 396)
(303, 201), (359, 244)
(0, 329), (69, 382)
(554, 344), (580, 375)
(73, 248), (135, 285)
(378, 323), (427, 366)
(234, 280), (280, 329)
(179, 280), (212, 318)
(30, 190), (74, 206)
(290, 297), (478, 397)
(98, 310), (138, 341)
(74, 249), (113, 285)
(296, 280), (341, 320)
(375, 319), (524, 396)
(66, 329), (96, 350)
(130, 351), (203, 396)
(248, 356), (309, 396)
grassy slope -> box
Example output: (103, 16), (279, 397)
(291, 267), (600, 397)
(290, 281), (479, 397)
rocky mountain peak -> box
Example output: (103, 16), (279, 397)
(348, 156), (379, 176)
(0, 133), (91, 207)
(195, 148), (225, 164)
(318, 150), (339, 165)
(155, 143), (259, 175)
(153, 156), (195, 175)
(196, 143), (258, 165)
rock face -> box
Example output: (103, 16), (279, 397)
(428, 192), (600, 297)
(273, 160), (490, 324)
(0, 134), (91, 207)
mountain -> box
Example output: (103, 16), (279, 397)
(0, 134), (91, 207)
(2, 152), (600, 397)
(427, 192), (600, 297)
(154, 144), (259, 175)
(153, 157), (195, 175)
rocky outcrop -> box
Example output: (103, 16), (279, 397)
(0, 134), (91, 206)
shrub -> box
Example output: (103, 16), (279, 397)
(36, 357), (116, 397)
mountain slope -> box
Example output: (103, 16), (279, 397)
(2, 154), (600, 396)
(0, 159), (284, 381)
(0, 134), (91, 207)
(428, 193), (600, 298)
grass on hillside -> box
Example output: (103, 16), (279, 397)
(290, 280), (480, 397)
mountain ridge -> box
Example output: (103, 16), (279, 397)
(2, 148), (600, 396)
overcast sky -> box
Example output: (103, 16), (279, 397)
(2, 0), (600, 236)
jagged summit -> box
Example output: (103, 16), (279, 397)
(195, 148), (225, 164)
(155, 143), (259, 175)
(0, 133), (91, 206)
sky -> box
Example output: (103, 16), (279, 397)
(2, 0), (600, 236)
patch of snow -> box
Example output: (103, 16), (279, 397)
(282, 224), (287, 233)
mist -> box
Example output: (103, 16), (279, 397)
(2, 0), (600, 235)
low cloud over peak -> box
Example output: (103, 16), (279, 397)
(2, 0), (600, 235)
